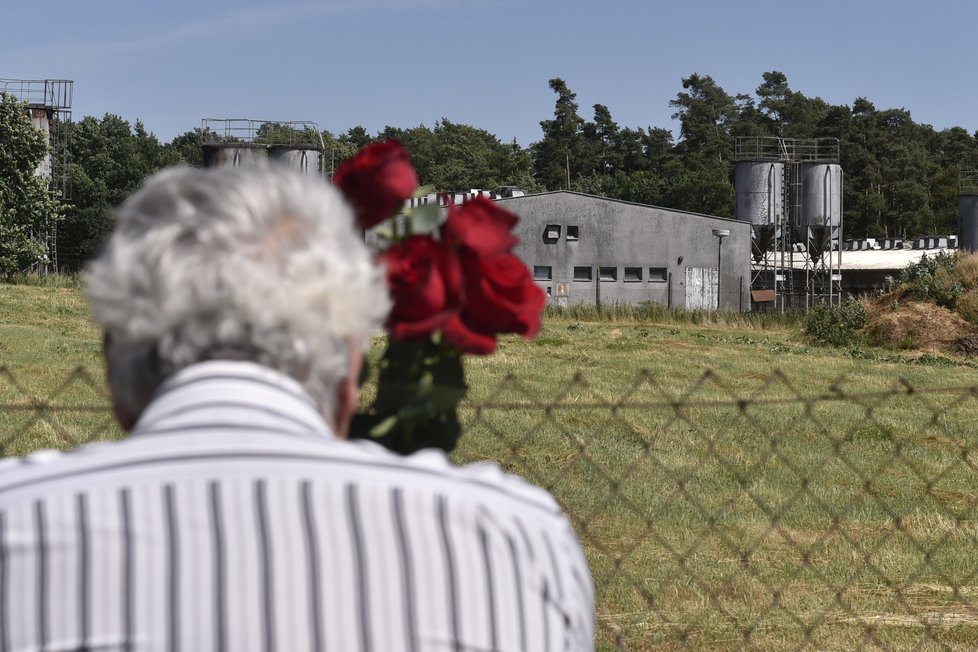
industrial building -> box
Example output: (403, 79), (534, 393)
(203, 128), (750, 312)
(840, 240), (954, 292)
(497, 192), (751, 311)
(204, 128), (872, 313)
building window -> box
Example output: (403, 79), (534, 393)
(599, 266), (617, 282)
(533, 265), (552, 281)
(573, 266), (592, 282)
(544, 225), (561, 243)
(649, 267), (668, 283)
(624, 267), (642, 282)
(567, 225), (579, 241)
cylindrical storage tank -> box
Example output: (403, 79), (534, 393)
(28, 107), (52, 179)
(958, 194), (978, 253)
(202, 144), (269, 169)
(799, 163), (842, 227)
(735, 161), (783, 225)
(268, 146), (322, 176)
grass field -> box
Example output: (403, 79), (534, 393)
(5, 280), (978, 649)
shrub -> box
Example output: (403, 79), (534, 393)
(805, 297), (868, 346)
(897, 251), (961, 310)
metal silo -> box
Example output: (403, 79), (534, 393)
(959, 173), (978, 253)
(202, 143), (269, 169)
(268, 146), (322, 176)
(735, 161), (783, 226)
(799, 163), (842, 227)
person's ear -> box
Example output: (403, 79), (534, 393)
(103, 333), (139, 431)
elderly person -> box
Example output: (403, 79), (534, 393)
(0, 166), (594, 651)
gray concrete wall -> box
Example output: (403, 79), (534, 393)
(498, 192), (752, 311)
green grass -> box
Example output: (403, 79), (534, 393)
(453, 319), (978, 649)
(0, 282), (116, 455)
(6, 281), (978, 649)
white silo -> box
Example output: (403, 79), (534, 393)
(202, 143), (269, 168)
(268, 145), (322, 176)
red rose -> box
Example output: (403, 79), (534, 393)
(441, 196), (518, 257)
(384, 235), (463, 341)
(333, 140), (418, 230)
(443, 252), (546, 355)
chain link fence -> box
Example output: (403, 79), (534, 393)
(4, 365), (978, 649)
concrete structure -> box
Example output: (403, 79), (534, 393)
(497, 191), (751, 311)
(202, 143), (269, 168)
(268, 145), (321, 176)
(200, 119), (324, 175)
(761, 238), (959, 295)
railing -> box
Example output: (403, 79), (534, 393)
(200, 117), (324, 149)
(960, 171), (978, 195)
(0, 79), (72, 110)
(4, 366), (978, 649)
(735, 136), (840, 164)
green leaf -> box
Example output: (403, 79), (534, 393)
(369, 415), (399, 438)
(372, 219), (395, 243)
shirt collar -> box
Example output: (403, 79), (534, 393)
(131, 360), (337, 441)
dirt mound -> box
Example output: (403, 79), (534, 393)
(952, 334), (978, 357)
(864, 298), (974, 351)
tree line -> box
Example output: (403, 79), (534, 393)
(3, 71), (978, 274)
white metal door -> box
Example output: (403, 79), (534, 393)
(685, 267), (718, 310)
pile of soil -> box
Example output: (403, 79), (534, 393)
(952, 334), (978, 356)
(864, 297), (974, 352)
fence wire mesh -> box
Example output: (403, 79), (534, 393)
(4, 365), (978, 650)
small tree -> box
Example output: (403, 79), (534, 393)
(59, 115), (181, 270)
(0, 92), (62, 275)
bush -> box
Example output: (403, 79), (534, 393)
(805, 297), (868, 346)
(897, 251), (961, 310)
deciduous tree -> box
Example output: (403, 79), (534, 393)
(0, 92), (61, 275)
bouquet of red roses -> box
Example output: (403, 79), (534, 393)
(333, 140), (546, 454)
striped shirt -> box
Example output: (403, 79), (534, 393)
(0, 361), (594, 651)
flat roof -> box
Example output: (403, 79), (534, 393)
(756, 247), (955, 271)
(840, 248), (947, 270)
(495, 190), (744, 226)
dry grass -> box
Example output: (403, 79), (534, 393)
(956, 253), (978, 290)
(864, 298), (974, 351)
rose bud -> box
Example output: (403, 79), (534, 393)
(334, 140), (418, 230)
(441, 196), (518, 257)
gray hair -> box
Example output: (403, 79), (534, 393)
(86, 165), (390, 422)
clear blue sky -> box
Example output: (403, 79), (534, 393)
(4, 0), (977, 146)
